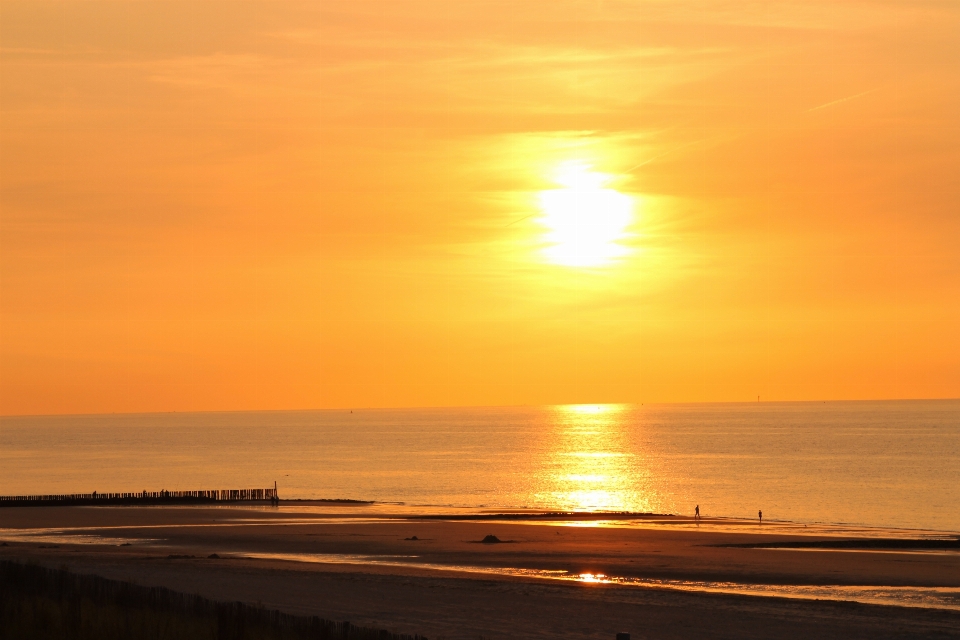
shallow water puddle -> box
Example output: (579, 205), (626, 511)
(0, 528), (155, 546)
(237, 551), (960, 611)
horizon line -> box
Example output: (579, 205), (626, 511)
(3, 396), (959, 419)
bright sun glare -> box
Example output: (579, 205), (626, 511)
(538, 162), (634, 267)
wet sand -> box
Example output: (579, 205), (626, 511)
(2, 503), (959, 639)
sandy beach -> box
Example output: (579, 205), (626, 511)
(2, 503), (959, 639)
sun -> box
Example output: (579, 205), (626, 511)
(537, 162), (634, 267)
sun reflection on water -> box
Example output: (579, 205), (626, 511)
(578, 572), (607, 583)
(537, 404), (655, 513)
(566, 404), (617, 415)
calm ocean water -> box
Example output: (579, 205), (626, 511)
(1, 401), (958, 532)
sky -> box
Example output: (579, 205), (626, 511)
(1, 1), (958, 415)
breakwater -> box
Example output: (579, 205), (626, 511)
(0, 488), (277, 507)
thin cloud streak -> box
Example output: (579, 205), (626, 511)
(808, 89), (879, 112)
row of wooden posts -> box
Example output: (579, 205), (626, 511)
(0, 484), (280, 507)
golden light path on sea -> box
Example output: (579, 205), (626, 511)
(541, 404), (643, 513)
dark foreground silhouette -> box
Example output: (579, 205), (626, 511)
(0, 560), (426, 640)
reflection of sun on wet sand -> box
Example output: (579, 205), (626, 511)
(2, 504), (960, 639)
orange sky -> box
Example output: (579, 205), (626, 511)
(1, 1), (959, 414)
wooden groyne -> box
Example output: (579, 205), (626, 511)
(0, 487), (278, 508)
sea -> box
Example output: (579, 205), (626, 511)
(2, 400), (959, 533)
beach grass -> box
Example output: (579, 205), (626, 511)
(0, 560), (425, 640)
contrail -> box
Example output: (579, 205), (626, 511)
(808, 89), (877, 112)
(505, 214), (534, 227)
(624, 140), (699, 173)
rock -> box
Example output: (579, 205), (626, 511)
(481, 535), (502, 544)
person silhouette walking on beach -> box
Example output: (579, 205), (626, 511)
(695, 505), (700, 523)
(758, 509), (763, 524)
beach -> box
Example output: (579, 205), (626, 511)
(2, 503), (959, 639)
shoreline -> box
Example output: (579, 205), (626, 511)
(5, 497), (960, 540)
(286, 500), (960, 538)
